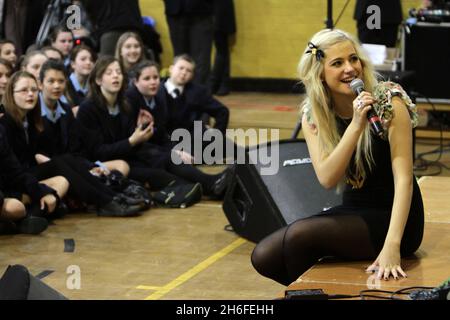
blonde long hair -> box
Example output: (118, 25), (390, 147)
(298, 29), (378, 184)
(115, 32), (145, 72)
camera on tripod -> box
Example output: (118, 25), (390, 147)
(35, 0), (77, 47)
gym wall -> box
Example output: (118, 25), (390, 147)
(139, 0), (422, 80)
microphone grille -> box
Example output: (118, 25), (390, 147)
(350, 78), (364, 94)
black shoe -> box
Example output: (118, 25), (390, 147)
(215, 85), (230, 96)
(47, 202), (68, 220)
(208, 167), (233, 200)
(153, 182), (202, 208)
(121, 181), (153, 208)
(17, 216), (48, 235)
(97, 197), (142, 217)
(115, 193), (146, 206)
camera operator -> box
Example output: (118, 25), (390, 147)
(1, 0), (47, 56)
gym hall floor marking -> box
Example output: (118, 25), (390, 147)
(137, 238), (247, 300)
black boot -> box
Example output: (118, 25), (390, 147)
(115, 193), (145, 206)
(97, 196), (143, 217)
(215, 84), (230, 96)
(120, 179), (153, 209)
(207, 166), (233, 200)
(49, 202), (68, 220)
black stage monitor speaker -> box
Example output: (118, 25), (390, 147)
(0, 265), (67, 300)
(222, 139), (341, 243)
(403, 23), (450, 101)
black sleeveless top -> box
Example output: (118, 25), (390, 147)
(326, 116), (424, 255)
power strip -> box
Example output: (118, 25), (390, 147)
(284, 289), (328, 300)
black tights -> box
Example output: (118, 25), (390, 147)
(166, 162), (220, 193)
(251, 214), (377, 286)
(128, 154), (221, 192)
(30, 154), (115, 206)
(129, 165), (179, 190)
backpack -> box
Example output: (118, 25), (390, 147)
(153, 181), (202, 208)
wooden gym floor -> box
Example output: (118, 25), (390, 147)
(0, 92), (448, 300)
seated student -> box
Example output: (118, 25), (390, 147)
(126, 60), (172, 148)
(48, 25), (74, 70)
(0, 127), (59, 235)
(39, 46), (76, 109)
(1, 70), (142, 218)
(127, 60), (240, 167)
(115, 32), (147, 77)
(36, 59), (129, 176)
(126, 60), (233, 197)
(77, 57), (230, 204)
(66, 45), (96, 113)
(0, 40), (17, 69)
(41, 46), (64, 62)
(0, 71), (69, 221)
(0, 58), (13, 115)
(20, 51), (48, 83)
(156, 54), (230, 158)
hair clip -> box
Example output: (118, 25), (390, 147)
(305, 42), (325, 61)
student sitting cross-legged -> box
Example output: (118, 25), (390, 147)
(0, 126), (61, 235)
(37, 60), (145, 215)
(77, 57), (230, 206)
(126, 59), (233, 200)
(1, 69), (142, 218)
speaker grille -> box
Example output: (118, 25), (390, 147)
(253, 140), (341, 224)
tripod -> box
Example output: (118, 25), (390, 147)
(325, 0), (334, 29)
(35, 0), (72, 47)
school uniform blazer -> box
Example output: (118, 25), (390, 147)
(76, 98), (136, 162)
(156, 79), (230, 135)
(0, 113), (39, 169)
(66, 79), (88, 107)
(37, 100), (85, 158)
(0, 121), (55, 202)
(163, 0), (213, 16)
(125, 84), (171, 147)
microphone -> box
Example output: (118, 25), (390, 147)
(350, 78), (383, 137)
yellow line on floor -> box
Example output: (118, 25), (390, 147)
(141, 237), (247, 300)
